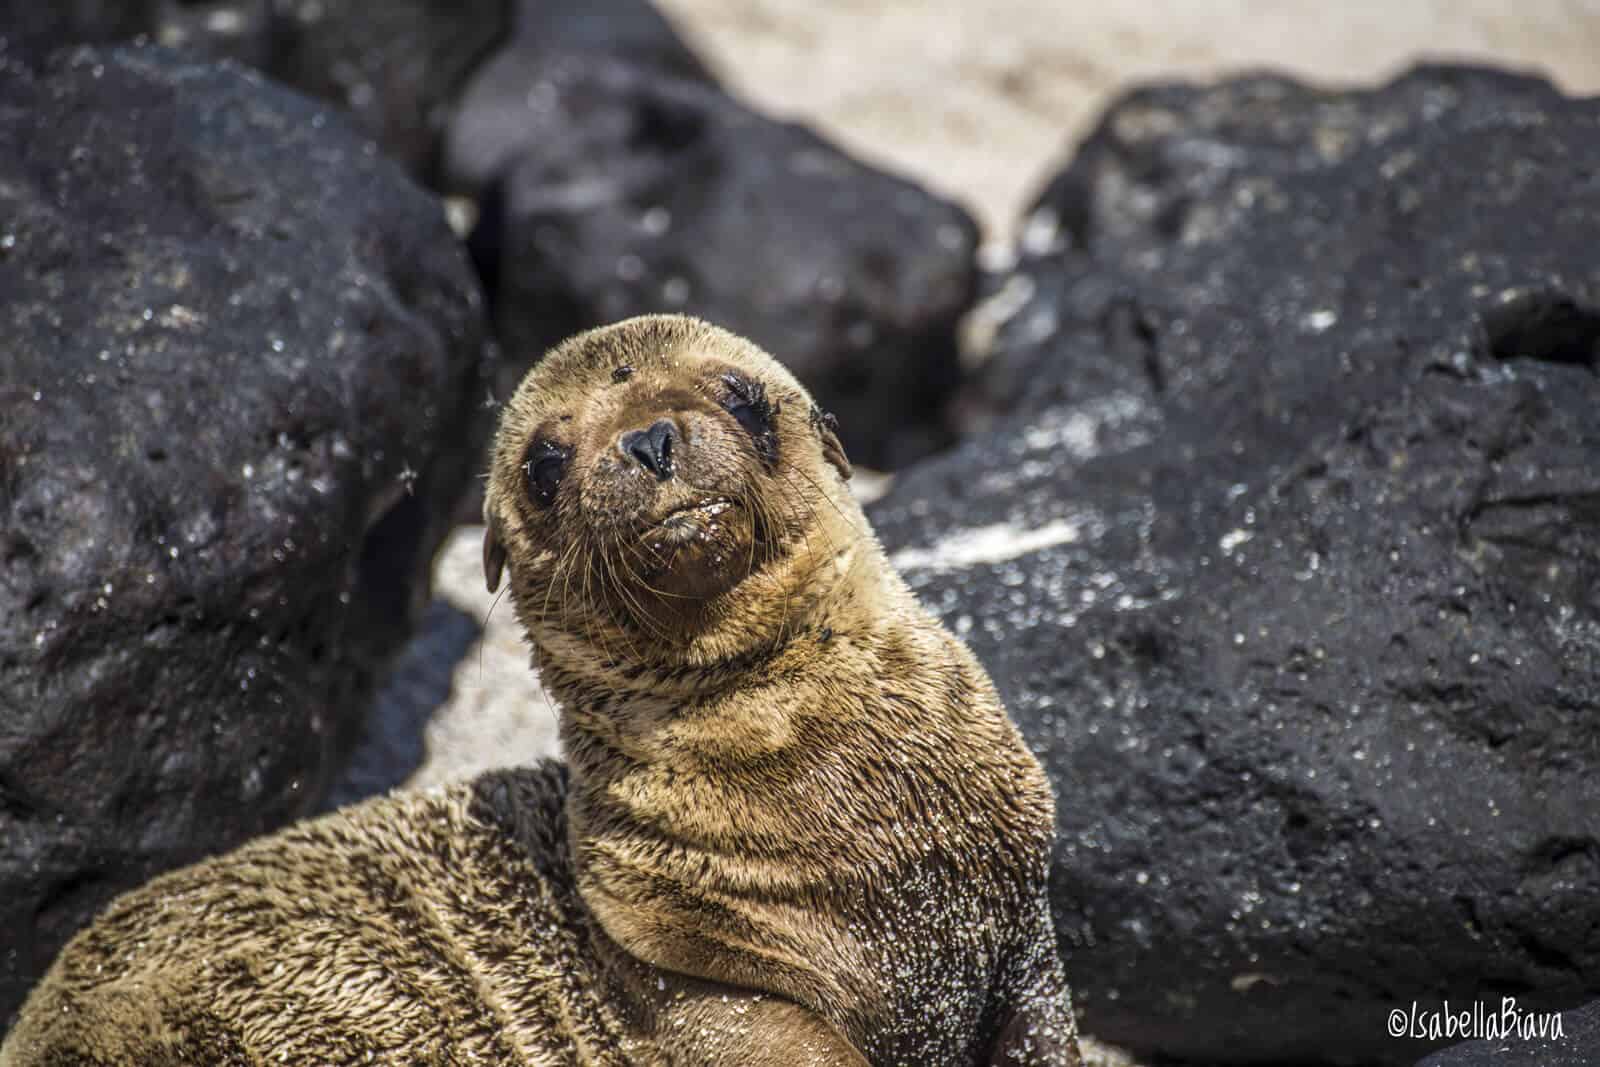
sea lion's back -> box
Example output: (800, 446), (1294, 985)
(2, 762), (627, 1066)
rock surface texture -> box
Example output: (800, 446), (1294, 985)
(1413, 998), (1600, 1066)
(444, 0), (716, 196)
(0, 0), (508, 175)
(465, 54), (979, 468)
(263, 0), (506, 176)
(870, 66), (1600, 1065)
(0, 46), (489, 1028)
(0, 1), (158, 57)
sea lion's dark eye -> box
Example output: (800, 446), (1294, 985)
(523, 440), (571, 507)
(719, 373), (771, 434)
(719, 373), (779, 465)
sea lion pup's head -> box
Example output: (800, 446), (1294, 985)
(483, 314), (856, 668)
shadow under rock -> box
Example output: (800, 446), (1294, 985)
(321, 598), (483, 812)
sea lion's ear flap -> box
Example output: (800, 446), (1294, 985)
(482, 501), (508, 594)
(810, 405), (851, 481)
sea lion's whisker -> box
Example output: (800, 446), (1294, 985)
(478, 581), (512, 680)
(738, 487), (762, 575)
(598, 549), (652, 664)
(579, 542), (623, 669)
(606, 540), (678, 646)
(621, 547), (696, 606)
(773, 467), (841, 591)
(543, 537), (584, 622)
(783, 457), (859, 533)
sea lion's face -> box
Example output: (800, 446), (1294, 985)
(483, 316), (851, 644)
(529, 357), (774, 602)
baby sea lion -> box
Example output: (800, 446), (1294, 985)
(2, 314), (1079, 1066)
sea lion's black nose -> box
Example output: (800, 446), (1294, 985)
(619, 418), (678, 480)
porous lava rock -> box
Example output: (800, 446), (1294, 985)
(0, 46), (490, 1027)
(872, 66), (1600, 1065)
(1413, 998), (1599, 1066)
(0, 0), (508, 175)
(0, 0), (158, 58)
(442, 0), (716, 195)
(264, 0), (506, 175)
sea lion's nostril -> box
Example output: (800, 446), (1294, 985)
(619, 418), (679, 480)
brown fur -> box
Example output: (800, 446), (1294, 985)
(2, 315), (1078, 1066)
(1, 767), (865, 1065)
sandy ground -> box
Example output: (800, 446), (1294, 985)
(409, 7), (1600, 1058)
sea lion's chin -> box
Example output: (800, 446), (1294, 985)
(633, 497), (753, 600)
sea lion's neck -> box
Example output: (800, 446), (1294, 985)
(543, 543), (917, 1031)
(544, 555), (1053, 1048)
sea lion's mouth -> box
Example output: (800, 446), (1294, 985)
(650, 497), (736, 536)
(633, 497), (749, 595)
(636, 495), (736, 556)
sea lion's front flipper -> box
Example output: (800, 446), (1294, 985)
(986, 946), (1083, 1067)
(987, 999), (1083, 1067)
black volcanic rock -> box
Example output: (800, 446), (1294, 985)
(266, 0), (506, 175)
(140, 1), (277, 68)
(443, 0), (715, 195)
(475, 57), (978, 469)
(0, 47), (490, 1027)
(0, 0), (507, 175)
(1415, 998), (1600, 1066)
(872, 66), (1600, 1065)
(323, 599), (481, 813)
(0, 0), (158, 58)
(979, 65), (1573, 416)
(508, 0), (712, 85)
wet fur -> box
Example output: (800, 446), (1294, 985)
(3, 316), (1078, 1066)
(1, 767), (865, 1065)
